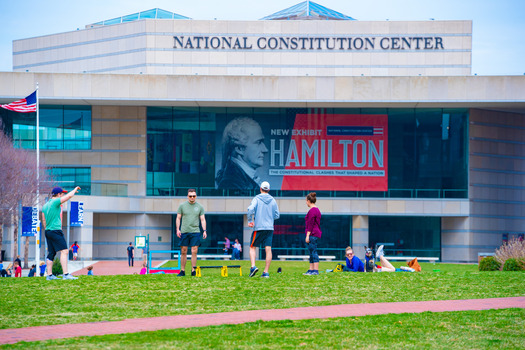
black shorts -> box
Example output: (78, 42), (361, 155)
(180, 232), (201, 247)
(45, 230), (67, 261)
(250, 230), (273, 248)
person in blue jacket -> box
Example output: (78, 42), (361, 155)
(247, 181), (280, 278)
(344, 246), (364, 272)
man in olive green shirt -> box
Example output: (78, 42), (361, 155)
(41, 186), (81, 280)
(176, 188), (207, 276)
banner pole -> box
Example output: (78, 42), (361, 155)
(35, 83), (40, 267)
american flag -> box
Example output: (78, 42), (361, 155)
(1, 91), (37, 113)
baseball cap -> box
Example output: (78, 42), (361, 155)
(52, 187), (67, 195)
(261, 181), (270, 191)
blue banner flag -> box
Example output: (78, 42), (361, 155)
(22, 206), (39, 236)
(70, 201), (84, 227)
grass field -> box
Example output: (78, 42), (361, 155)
(4, 309), (524, 349)
(1, 261), (523, 348)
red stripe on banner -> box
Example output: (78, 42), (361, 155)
(280, 114), (388, 191)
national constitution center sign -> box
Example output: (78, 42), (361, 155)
(215, 114), (388, 191)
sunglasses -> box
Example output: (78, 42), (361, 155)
(346, 252), (353, 256)
(188, 195), (196, 198)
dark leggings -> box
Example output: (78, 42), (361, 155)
(308, 236), (319, 263)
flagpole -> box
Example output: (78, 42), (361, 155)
(35, 83), (40, 267)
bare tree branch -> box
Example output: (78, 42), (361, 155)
(0, 131), (54, 266)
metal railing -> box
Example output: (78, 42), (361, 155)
(149, 187), (467, 199)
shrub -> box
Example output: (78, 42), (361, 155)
(502, 258), (524, 271)
(495, 237), (525, 266)
(479, 256), (500, 271)
(52, 257), (63, 276)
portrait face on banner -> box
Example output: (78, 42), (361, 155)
(238, 122), (268, 169)
(215, 112), (388, 191)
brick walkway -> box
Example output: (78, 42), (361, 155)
(1, 297), (523, 345)
(71, 260), (163, 276)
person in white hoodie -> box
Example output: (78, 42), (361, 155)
(247, 181), (280, 278)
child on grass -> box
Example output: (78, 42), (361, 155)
(14, 261), (22, 277)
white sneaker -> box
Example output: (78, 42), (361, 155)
(62, 273), (78, 280)
(376, 245), (384, 258)
(46, 274), (60, 280)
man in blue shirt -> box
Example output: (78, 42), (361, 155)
(344, 246), (364, 272)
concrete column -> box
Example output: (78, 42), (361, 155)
(352, 215), (369, 259)
(441, 217), (471, 263)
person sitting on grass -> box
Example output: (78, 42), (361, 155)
(344, 247), (364, 272)
(28, 264), (37, 277)
(5, 263), (13, 277)
(87, 266), (94, 276)
(374, 245), (415, 272)
(140, 262), (147, 275)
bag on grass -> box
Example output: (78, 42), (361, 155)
(333, 263), (344, 272)
(407, 258), (421, 272)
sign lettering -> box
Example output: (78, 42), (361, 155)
(174, 35), (444, 51)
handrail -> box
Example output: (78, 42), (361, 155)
(149, 187), (467, 199)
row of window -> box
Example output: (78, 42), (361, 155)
(147, 107), (468, 198)
(0, 105), (91, 150)
(1, 105), (468, 199)
(48, 167), (91, 195)
(172, 214), (441, 260)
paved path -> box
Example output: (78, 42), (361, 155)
(1, 297), (524, 345)
(71, 260), (164, 276)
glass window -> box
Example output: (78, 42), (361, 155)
(272, 214), (351, 260)
(171, 214), (244, 255)
(147, 107), (468, 199)
(147, 107), (218, 196)
(63, 106), (91, 149)
(48, 167), (91, 195)
(0, 105), (91, 150)
(369, 216), (441, 258)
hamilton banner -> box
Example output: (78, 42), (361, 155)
(215, 113), (388, 191)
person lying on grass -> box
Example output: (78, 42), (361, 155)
(373, 245), (416, 272)
(343, 247), (364, 272)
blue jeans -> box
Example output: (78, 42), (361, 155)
(232, 248), (241, 260)
(308, 236), (319, 263)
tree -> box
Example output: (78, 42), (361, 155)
(0, 131), (53, 267)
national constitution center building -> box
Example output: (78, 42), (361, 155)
(1, 2), (524, 263)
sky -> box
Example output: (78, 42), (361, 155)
(0, 0), (524, 75)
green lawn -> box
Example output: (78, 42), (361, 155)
(4, 309), (525, 349)
(1, 261), (523, 331)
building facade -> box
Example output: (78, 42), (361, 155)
(1, 4), (524, 263)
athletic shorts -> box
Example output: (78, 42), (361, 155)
(250, 230), (273, 248)
(180, 232), (201, 247)
(45, 230), (67, 261)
